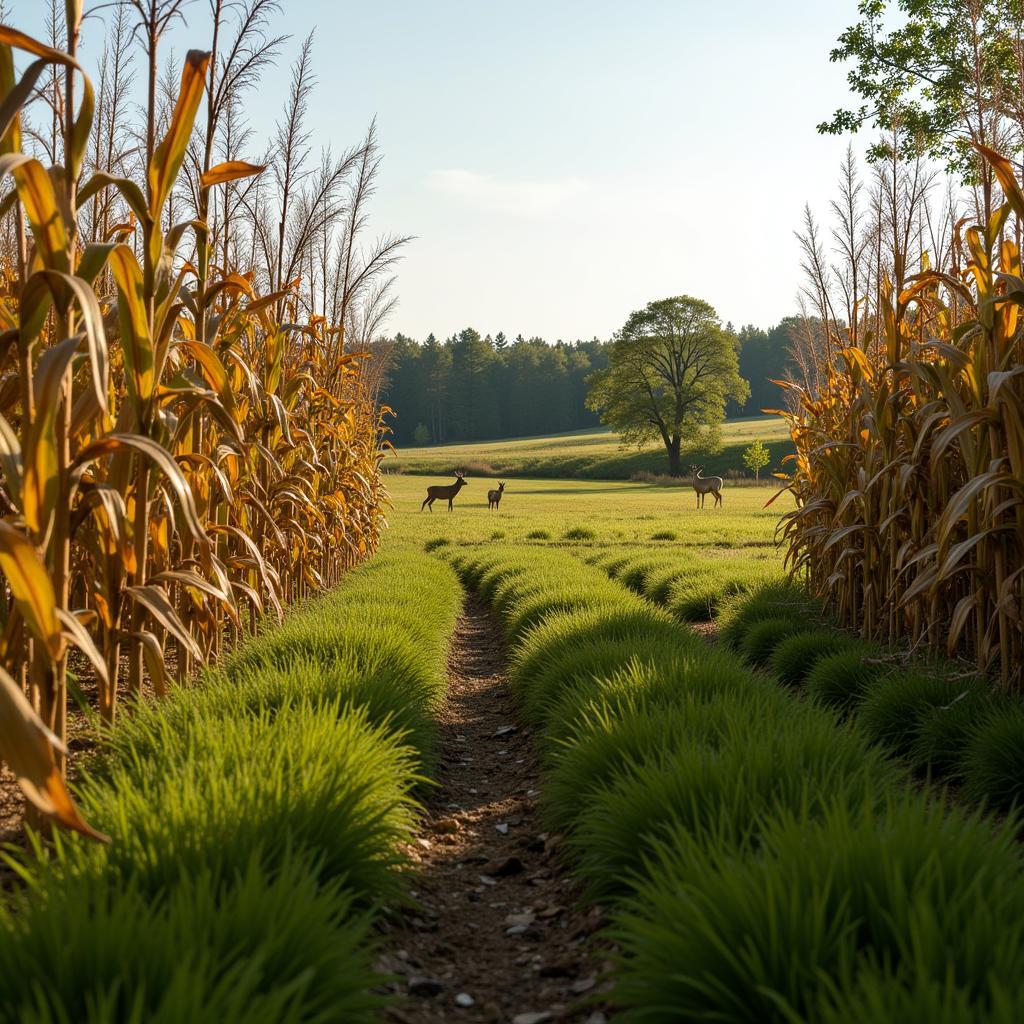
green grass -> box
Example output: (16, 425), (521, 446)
(0, 852), (380, 1024)
(387, 416), (792, 480)
(962, 703), (1024, 812)
(857, 670), (974, 759)
(805, 646), (890, 713)
(769, 628), (856, 686)
(0, 549), (462, 1022)
(614, 798), (1024, 1023)
(452, 542), (1024, 1021)
(382, 472), (793, 555)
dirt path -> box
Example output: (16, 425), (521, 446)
(380, 596), (611, 1024)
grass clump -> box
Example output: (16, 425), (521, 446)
(805, 646), (889, 713)
(962, 703), (1024, 812)
(909, 684), (1010, 778)
(65, 701), (418, 902)
(0, 853), (378, 1024)
(526, 528), (551, 540)
(738, 615), (811, 667)
(717, 579), (819, 649)
(613, 799), (1024, 1023)
(563, 525), (597, 541)
(423, 537), (450, 552)
(768, 628), (855, 686)
(858, 670), (971, 757)
(570, 708), (898, 900)
(650, 530), (678, 541)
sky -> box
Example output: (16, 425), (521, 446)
(9, 0), (862, 342)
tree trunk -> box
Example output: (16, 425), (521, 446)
(666, 436), (682, 477)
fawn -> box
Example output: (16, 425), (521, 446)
(421, 472), (468, 512)
(690, 466), (724, 509)
(488, 482), (506, 510)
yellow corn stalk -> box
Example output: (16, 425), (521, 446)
(776, 144), (1024, 688)
(0, 24), (387, 835)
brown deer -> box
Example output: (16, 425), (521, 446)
(421, 472), (468, 512)
(690, 466), (723, 509)
(488, 482), (506, 510)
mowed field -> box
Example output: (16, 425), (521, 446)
(386, 416), (791, 480)
(383, 472), (792, 554)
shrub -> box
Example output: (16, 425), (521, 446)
(0, 852), (379, 1024)
(962, 703), (1024, 812)
(858, 670), (969, 757)
(805, 647), (889, 713)
(613, 798), (1024, 1023)
(738, 615), (811, 666)
(563, 525), (597, 541)
(769, 629), (855, 686)
(526, 529), (551, 540)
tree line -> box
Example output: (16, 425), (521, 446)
(372, 322), (800, 447)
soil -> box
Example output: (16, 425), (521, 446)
(380, 596), (612, 1024)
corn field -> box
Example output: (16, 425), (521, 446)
(0, 5), (392, 836)
(777, 142), (1024, 688)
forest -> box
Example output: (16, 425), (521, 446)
(373, 320), (797, 445)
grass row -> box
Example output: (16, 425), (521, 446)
(587, 549), (1024, 812)
(584, 547), (785, 621)
(0, 551), (462, 1024)
(717, 580), (1024, 814)
(448, 546), (1024, 1021)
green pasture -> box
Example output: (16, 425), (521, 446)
(386, 416), (791, 480)
(381, 472), (793, 553)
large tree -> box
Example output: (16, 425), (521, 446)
(586, 296), (749, 476)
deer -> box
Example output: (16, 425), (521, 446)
(690, 466), (724, 509)
(488, 482), (506, 510)
(421, 472), (468, 512)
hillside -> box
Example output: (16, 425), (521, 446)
(386, 416), (792, 481)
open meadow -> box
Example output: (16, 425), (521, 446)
(383, 472), (790, 552)
(387, 416), (791, 481)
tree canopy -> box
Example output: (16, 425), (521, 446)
(819, 0), (1024, 185)
(586, 296), (749, 476)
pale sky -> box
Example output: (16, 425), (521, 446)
(9, 0), (861, 341)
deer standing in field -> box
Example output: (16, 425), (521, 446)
(421, 472), (468, 512)
(691, 466), (723, 509)
(488, 482), (506, 510)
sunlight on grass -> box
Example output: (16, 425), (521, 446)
(387, 416), (791, 480)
